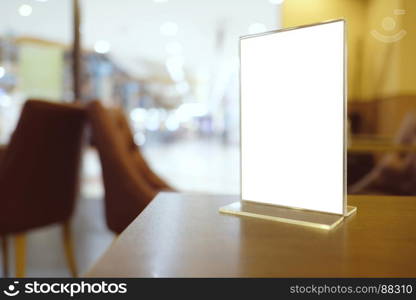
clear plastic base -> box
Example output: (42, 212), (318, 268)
(219, 201), (357, 230)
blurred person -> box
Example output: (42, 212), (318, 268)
(349, 111), (416, 195)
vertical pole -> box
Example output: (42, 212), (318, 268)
(14, 234), (26, 278)
(62, 221), (78, 277)
(72, 0), (81, 102)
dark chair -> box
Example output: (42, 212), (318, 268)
(108, 107), (174, 191)
(88, 101), (171, 234)
(0, 100), (86, 277)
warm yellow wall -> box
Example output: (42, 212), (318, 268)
(361, 0), (402, 100)
(19, 42), (64, 101)
(282, 0), (367, 101)
(399, 0), (416, 94)
(282, 0), (414, 102)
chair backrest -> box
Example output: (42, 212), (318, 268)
(87, 101), (157, 233)
(108, 108), (172, 191)
(0, 100), (86, 234)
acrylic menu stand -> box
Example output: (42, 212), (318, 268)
(220, 20), (357, 230)
(220, 201), (356, 230)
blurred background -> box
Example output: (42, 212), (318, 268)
(0, 0), (282, 197)
(0, 0), (280, 276)
(0, 0), (415, 276)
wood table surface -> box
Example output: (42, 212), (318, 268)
(348, 137), (416, 153)
(348, 143), (416, 153)
(85, 192), (416, 277)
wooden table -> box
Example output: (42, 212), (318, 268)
(348, 136), (416, 153)
(348, 142), (416, 153)
(85, 193), (416, 277)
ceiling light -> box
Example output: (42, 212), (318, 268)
(153, 0), (168, 3)
(165, 41), (183, 55)
(94, 40), (111, 54)
(165, 115), (180, 132)
(134, 132), (146, 146)
(248, 23), (267, 34)
(176, 103), (207, 121)
(165, 56), (185, 82)
(18, 4), (33, 17)
(175, 81), (190, 94)
(160, 22), (178, 36)
(130, 108), (147, 123)
(145, 109), (160, 131)
(0, 93), (11, 107)
(35, 0), (48, 2)
(0, 67), (5, 79)
(269, 0), (284, 4)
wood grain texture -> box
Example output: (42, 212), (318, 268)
(348, 142), (416, 153)
(85, 192), (416, 277)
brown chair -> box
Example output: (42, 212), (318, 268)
(88, 101), (170, 234)
(109, 108), (174, 191)
(0, 100), (86, 277)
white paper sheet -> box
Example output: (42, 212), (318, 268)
(240, 20), (345, 215)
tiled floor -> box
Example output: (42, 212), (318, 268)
(1, 138), (240, 277)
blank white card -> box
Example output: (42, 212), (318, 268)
(241, 20), (345, 215)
